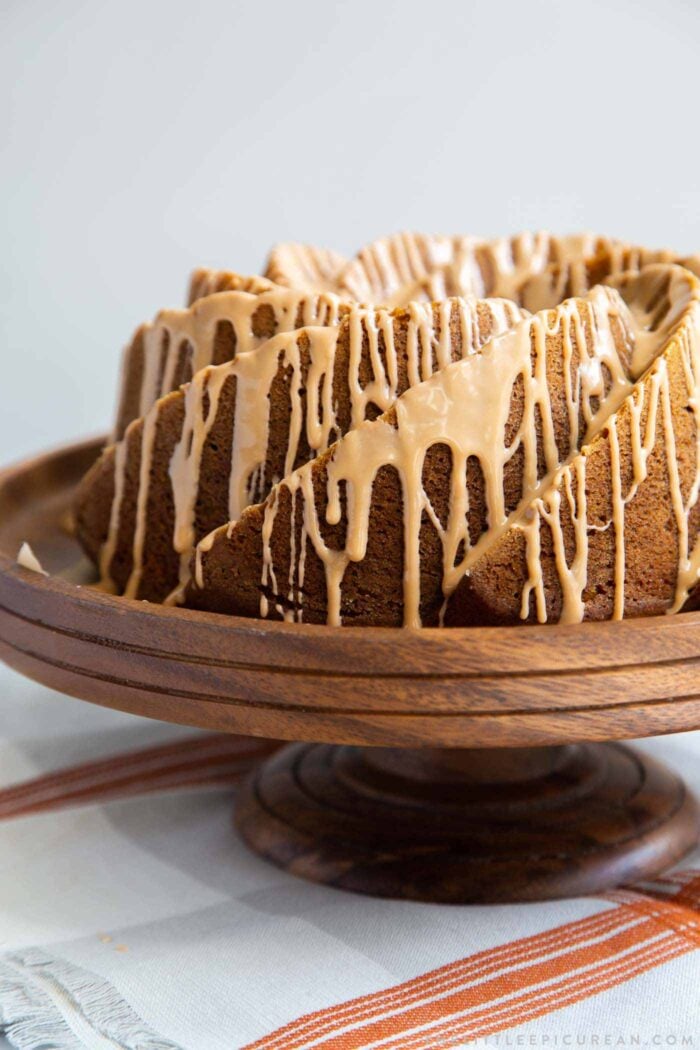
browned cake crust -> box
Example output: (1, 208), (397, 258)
(113, 286), (346, 441)
(78, 233), (700, 628)
(186, 445), (407, 625)
(77, 297), (524, 603)
(116, 271), (277, 442)
(113, 238), (700, 443)
(446, 272), (700, 625)
(186, 281), (652, 627)
(186, 269), (275, 306)
(336, 234), (474, 302)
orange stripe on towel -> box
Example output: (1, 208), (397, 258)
(0, 733), (278, 819)
(247, 907), (634, 1050)
(246, 886), (700, 1050)
(375, 932), (690, 1050)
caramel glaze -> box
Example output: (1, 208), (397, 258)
(187, 272), (693, 627)
(113, 283), (346, 441)
(263, 243), (348, 294)
(447, 266), (700, 625)
(80, 233), (700, 628)
(79, 297), (524, 603)
(115, 234), (700, 442)
(262, 230), (700, 305)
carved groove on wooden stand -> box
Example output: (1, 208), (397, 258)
(235, 742), (700, 902)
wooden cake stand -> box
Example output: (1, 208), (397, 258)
(1, 437), (699, 903)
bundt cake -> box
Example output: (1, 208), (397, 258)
(74, 233), (700, 630)
(76, 295), (525, 603)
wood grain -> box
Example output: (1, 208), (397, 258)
(236, 742), (699, 902)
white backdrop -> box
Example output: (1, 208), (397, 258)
(2, 0), (700, 463)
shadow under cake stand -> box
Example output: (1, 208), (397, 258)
(0, 436), (699, 903)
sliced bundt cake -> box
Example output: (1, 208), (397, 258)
(76, 232), (700, 629)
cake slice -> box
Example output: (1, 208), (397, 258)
(76, 296), (524, 603)
(446, 266), (700, 624)
(185, 272), (681, 627)
(113, 283), (346, 440)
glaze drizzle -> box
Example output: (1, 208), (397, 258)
(240, 284), (644, 625)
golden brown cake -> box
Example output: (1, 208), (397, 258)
(75, 233), (700, 630)
(186, 273), (682, 626)
(446, 266), (700, 624)
(114, 235), (700, 442)
(76, 296), (524, 603)
(113, 284), (347, 441)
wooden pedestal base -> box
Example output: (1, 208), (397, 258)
(235, 742), (700, 903)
